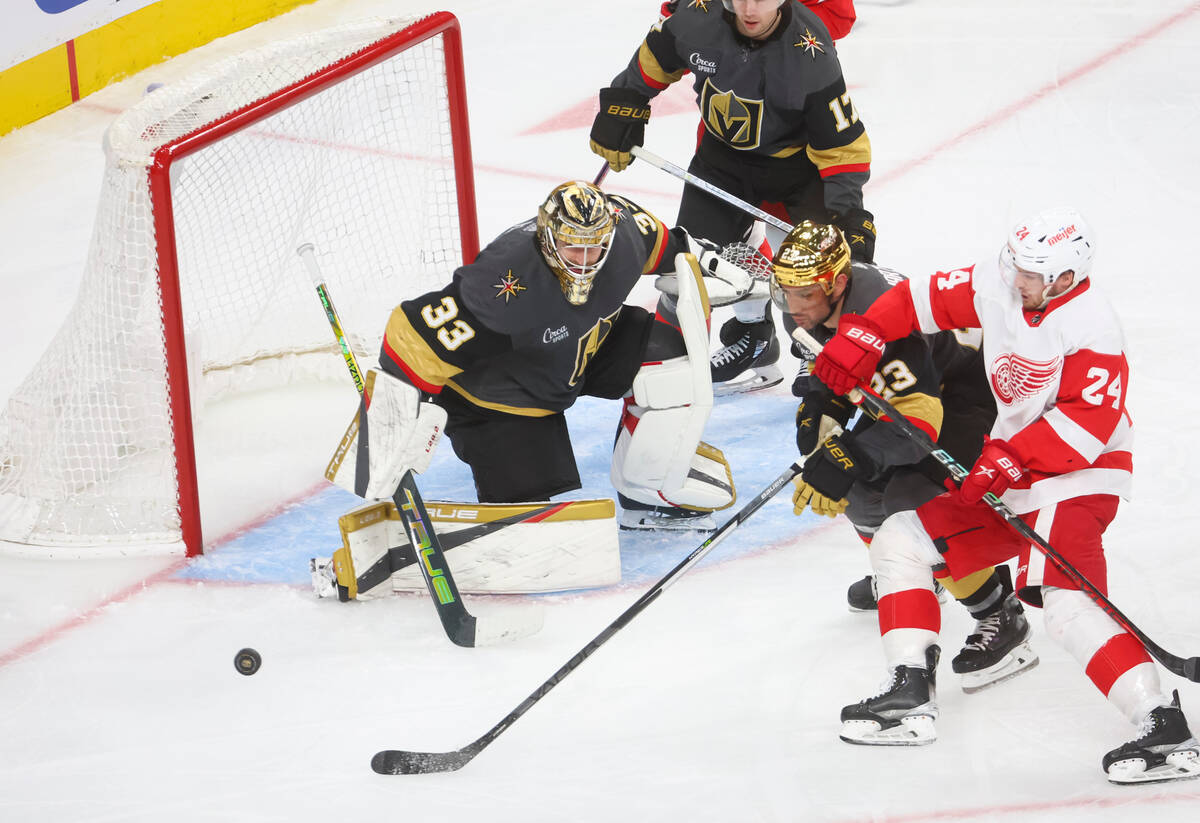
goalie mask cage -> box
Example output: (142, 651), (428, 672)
(0, 13), (478, 557)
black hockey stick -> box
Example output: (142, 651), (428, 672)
(792, 327), (1200, 683)
(371, 462), (802, 774)
(297, 244), (542, 648)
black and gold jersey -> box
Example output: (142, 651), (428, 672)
(794, 262), (991, 475)
(613, 0), (870, 214)
(379, 195), (682, 417)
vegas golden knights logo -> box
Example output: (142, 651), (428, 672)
(570, 308), (620, 385)
(700, 78), (763, 150)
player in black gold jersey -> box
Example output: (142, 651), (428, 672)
(591, 0), (875, 396)
(774, 221), (1039, 693)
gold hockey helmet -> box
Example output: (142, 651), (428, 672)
(537, 181), (616, 305)
(770, 220), (851, 303)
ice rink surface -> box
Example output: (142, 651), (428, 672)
(3, 0), (1200, 820)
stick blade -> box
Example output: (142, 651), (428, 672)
(371, 748), (472, 775)
(470, 604), (545, 647)
(1184, 656), (1200, 683)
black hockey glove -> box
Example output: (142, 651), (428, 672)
(795, 385), (856, 455)
(792, 434), (870, 518)
(792, 365), (813, 398)
(590, 87), (651, 172)
(833, 208), (877, 263)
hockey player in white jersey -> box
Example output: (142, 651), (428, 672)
(812, 208), (1200, 784)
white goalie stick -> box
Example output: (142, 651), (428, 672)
(370, 462), (802, 775)
(296, 243), (543, 647)
(792, 326), (1200, 684)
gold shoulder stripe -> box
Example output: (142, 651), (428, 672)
(385, 306), (462, 388)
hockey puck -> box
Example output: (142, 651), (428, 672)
(234, 648), (262, 676)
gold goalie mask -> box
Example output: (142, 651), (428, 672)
(537, 181), (616, 305)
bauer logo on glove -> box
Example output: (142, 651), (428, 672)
(959, 437), (1026, 504)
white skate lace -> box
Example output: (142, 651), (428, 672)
(962, 613), (1002, 651)
(867, 670), (901, 700)
(711, 334), (751, 367)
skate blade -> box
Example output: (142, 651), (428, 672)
(839, 714), (937, 746)
(1106, 749), (1200, 785)
(713, 365), (784, 397)
(959, 643), (1039, 693)
(619, 513), (717, 533)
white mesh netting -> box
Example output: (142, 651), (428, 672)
(0, 16), (470, 552)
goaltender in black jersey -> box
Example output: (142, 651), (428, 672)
(313, 182), (757, 602)
(339, 180), (759, 529)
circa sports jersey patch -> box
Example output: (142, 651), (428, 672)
(493, 270), (527, 302)
(990, 352), (1061, 405)
(794, 29), (826, 58)
(689, 52), (718, 74)
(544, 325), (569, 344)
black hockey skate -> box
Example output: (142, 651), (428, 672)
(1103, 691), (1200, 784)
(840, 645), (940, 746)
(847, 575), (947, 612)
(710, 316), (782, 396)
(847, 575), (878, 612)
(951, 594), (1039, 693)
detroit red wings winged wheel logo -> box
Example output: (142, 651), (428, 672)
(990, 352), (1061, 405)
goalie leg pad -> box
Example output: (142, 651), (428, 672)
(614, 254), (734, 512)
(612, 402), (735, 510)
(320, 499), (621, 599)
(390, 499), (621, 594)
(323, 500), (410, 601)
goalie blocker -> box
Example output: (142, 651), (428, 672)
(312, 497), (620, 599)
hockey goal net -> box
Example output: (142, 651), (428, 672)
(0, 13), (478, 557)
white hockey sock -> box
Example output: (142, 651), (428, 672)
(732, 294), (770, 324)
(1042, 587), (1171, 724)
(871, 511), (944, 669)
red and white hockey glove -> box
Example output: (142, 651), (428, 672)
(812, 313), (887, 396)
(959, 437), (1026, 504)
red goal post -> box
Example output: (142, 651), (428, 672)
(0, 13), (479, 557)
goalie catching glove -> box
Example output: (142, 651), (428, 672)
(326, 368), (447, 500)
(654, 233), (753, 307)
